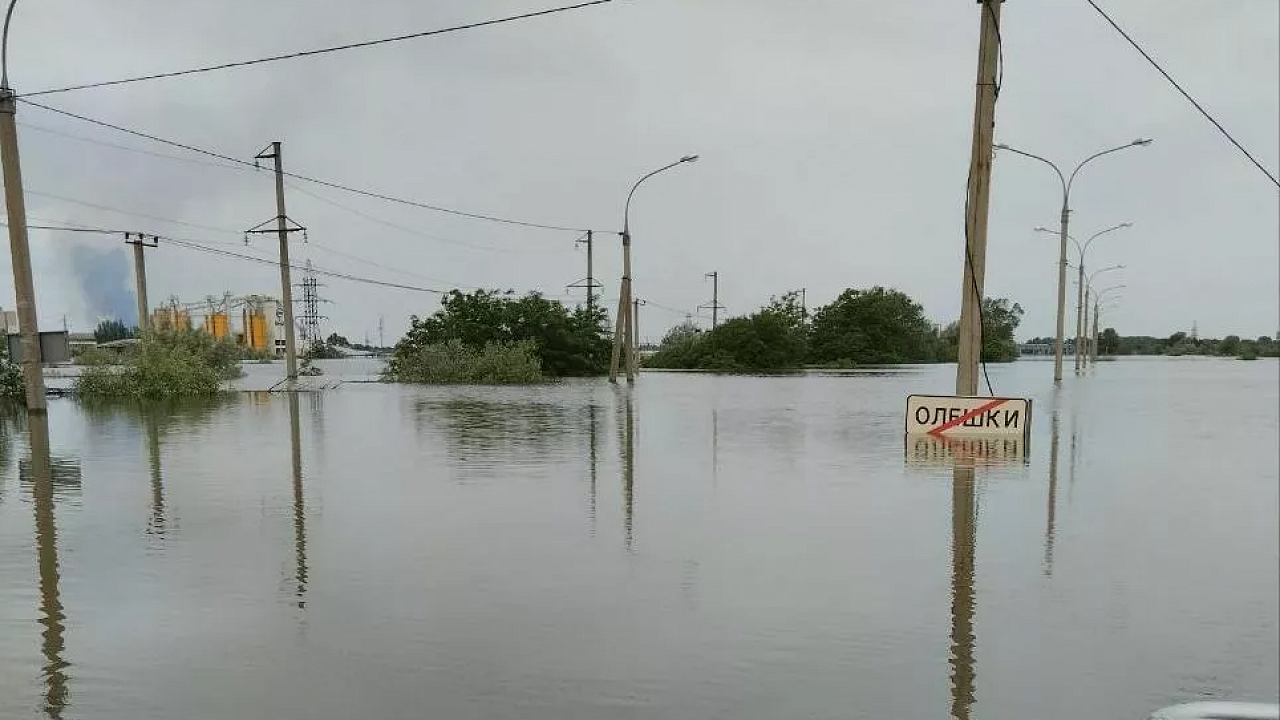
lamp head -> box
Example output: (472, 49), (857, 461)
(680, 155), (700, 163)
(1132, 138), (1154, 146)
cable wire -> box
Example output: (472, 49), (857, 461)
(20, 98), (593, 232)
(18, 0), (617, 98)
(1083, 0), (1279, 188)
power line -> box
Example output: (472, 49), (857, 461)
(17, 221), (445, 293)
(290, 179), (576, 252)
(26, 189), (243, 235)
(1083, 0), (1279, 188)
(18, 0), (617, 98)
(20, 98), (594, 232)
(17, 121), (249, 172)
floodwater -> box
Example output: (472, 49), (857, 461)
(1, 358), (1276, 719)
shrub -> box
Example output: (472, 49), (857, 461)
(383, 339), (545, 385)
(0, 358), (22, 402)
(75, 330), (242, 399)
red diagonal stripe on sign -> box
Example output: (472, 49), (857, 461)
(928, 398), (1008, 437)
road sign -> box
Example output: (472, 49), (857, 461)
(905, 394), (1031, 440)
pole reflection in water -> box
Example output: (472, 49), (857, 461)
(618, 391), (635, 552)
(587, 402), (598, 537)
(27, 412), (69, 719)
(949, 464), (976, 720)
(289, 394), (308, 609)
(144, 411), (167, 536)
(711, 408), (720, 487)
(1044, 402), (1062, 576)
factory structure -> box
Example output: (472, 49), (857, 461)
(150, 294), (307, 357)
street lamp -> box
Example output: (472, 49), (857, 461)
(1091, 284), (1126, 362)
(0, 0), (47, 409)
(1034, 222), (1132, 371)
(1083, 272), (1124, 366)
(609, 154), (698, 384)
(997, 138), (1151, 384)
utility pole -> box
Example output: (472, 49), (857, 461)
(955, 0), (1002, 397)
(567, 230), (603, 314)
(1090, 298), (1100, 364)
(1075, 261), (1086, 372)
(378, 315), (385, 350)
(608, 233), (635, 383)
(0, 83), (46, 408)
(699, 271), (725, 329)
(247, 142), (306, 383)
(800, 287), (808, 321)
(125, 233), (158, 333)
(1080, 284), (1090, 368)
(632, 297), (646, 358)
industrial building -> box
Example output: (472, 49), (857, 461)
(151, 294), (296, 358)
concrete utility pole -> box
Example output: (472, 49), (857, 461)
(248, 142), (306, 383)
(997, 141), (1152, 384)
(125, 233), (158, 333)
(954, 0), (1002, 397)
(700, 271), (724, 329)
(0, 2), (46, 409)
(567, 230), (603, 314)
(609, 155), (698, 384)
(632, 297), (646, 358)
(800, 287), (807, 321)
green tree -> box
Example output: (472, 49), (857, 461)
(809, 286), (937, 365)
(979, 298), (1023, 362)
(1099, 327), (1120, 355)
(1218, 335), (1241, 356)
(94, 319), (135, 343)
(325, 332), (351, 348)
(394, 289), (610, 377)
(645, 310), (806, 372)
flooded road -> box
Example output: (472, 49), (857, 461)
(1, 358), (1276, 719)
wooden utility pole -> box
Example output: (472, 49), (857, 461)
(0, 87), (46, 409)
(955, 0), (1003, 397)
(125, 233), (158, 332)
(248, 142), (306, 383)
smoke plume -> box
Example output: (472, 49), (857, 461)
(68, 245), (138, 327)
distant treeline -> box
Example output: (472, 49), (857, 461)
(646, 287), (1024, 372)
(1027, 331), (1279, 360)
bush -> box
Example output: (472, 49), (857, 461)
(75, 330), (243, 399)
(383, 339), (546, 385)
(0, 358), (22, 402)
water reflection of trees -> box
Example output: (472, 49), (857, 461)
(411, 397), (576, 463)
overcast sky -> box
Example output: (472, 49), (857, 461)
(3, 0), (1277, 343)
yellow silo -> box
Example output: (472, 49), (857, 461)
(206, 313), (229, 339)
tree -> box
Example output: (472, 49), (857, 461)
(394, 289), (610, 377)
(94, 319), (134, 343)
(645, 310), (806, 371)
(809, 286), (938, 365)
(1099, 327), (1120, 355)
(979, 297), (1023, 362)
(1218, 335), (1241, 356)
(326, 332), (351, 348)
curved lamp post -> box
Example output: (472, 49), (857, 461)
(1083, 271), (1125, 365)
(1, 0), (47, 409)
(997, 138), (1151, 384)
(609, 155), (698, 384)
(1035, 222), (1132, 371)
(1091, 284), (1126, 362)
